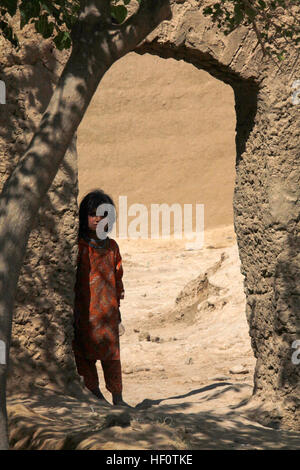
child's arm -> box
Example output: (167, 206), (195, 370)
(115, 243), (125, 308)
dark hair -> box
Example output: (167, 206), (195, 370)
(78, 189), (116, 240)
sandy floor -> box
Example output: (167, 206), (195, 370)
(7, 225), (300, 450)
(103, 225), (254, 407)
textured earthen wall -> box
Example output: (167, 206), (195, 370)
(0, 18), (81, 395)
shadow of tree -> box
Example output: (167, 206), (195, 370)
(7, 380), (300, 450)
(135, 382), (233, 409)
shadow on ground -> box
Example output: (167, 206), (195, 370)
(7, 380), (300, 450)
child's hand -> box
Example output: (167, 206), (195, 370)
(119, 322), (125, 336)
(118, 309), (125, 336)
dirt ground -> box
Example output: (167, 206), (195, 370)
(7, 225), (300, 450)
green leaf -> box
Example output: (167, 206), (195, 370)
(0, 19), (19, 48)
(53, 30), (71, 50)
(258, 0), (267, 8)
(34, 13), (54, 38)
(234, 5), (244, 24)
(40, 2), (52, 15)
(111, 5), (128, 24)
(245, 6), (257, 21)
(19, 0), (41, 27)
(203, 6), (213, 15)
(0, 0), (18, 17)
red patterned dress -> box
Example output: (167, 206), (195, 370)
(72, 235), (124, 394)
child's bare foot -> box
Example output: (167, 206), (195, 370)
(90, 387), (111, 405)
(112, 393), (131, 407)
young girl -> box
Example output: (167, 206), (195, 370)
(72, 189), (128, 406)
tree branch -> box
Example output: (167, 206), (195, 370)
(78, 0), (112, 24)
(118, 0), (172, 53)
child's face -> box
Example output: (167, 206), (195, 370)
(88, 209), (107, 234)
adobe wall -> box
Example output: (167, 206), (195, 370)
(0, 20), (81, 395)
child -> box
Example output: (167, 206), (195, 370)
(72, 189), (128, 406)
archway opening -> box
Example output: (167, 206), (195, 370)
(77, 51), (256, 413)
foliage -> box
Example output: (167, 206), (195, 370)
(0, 0), (139, 51)
(202, 0), (300, 60)
(0, 0), (299, 60)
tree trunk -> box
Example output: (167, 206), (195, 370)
(0, 0), (171, 449)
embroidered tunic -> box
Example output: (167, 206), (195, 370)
(72, 236), (124, 362)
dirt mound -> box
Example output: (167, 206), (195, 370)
(168, 253), (227, 324)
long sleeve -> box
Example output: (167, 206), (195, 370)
(115, 244), (125, 307)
